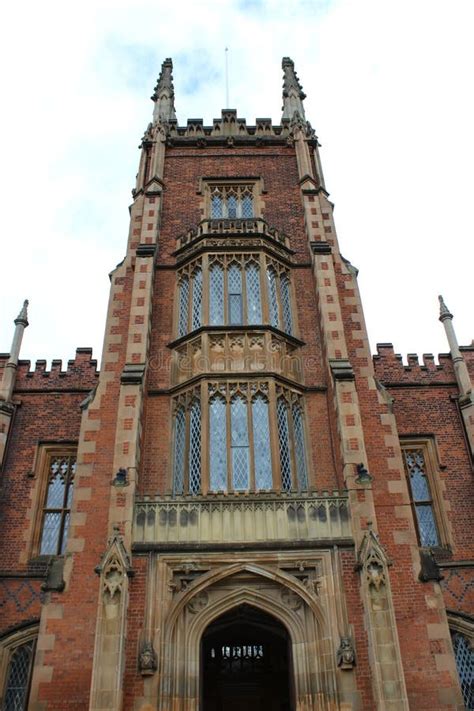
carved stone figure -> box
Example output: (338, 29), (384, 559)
(187, 590), (209, 614)
(367, 561), (385, 591)
(139, 641), (157, 676)
(337, 637), (356, 670)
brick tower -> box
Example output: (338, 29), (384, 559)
(0, 58), (473, 711)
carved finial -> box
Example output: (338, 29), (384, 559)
(151, 58), (176, 124)
(281, 57), (306, 121)
(438, 294), (453, 321)
(14, 299), (29, 327)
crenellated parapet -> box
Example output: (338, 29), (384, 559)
(373, 343), (463, 385)
(0, 348), (99, 392)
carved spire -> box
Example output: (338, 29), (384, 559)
(281, 57), (306, 121)
(0, 299), (29, 403)
(438, 295), (472, 400)
(151, 58), (176, 124)
(438, 294), (452, 320)
(15, 299), (29, 327)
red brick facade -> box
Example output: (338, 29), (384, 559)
(0, 58), (472, 710)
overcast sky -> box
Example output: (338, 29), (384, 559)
(0, 0), (472, 369)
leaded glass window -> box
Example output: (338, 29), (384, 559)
(241, 192), (253, 218)
(178, 276), (189, 337)
(40, 455), (76, 555)
(228, 264), (243, 325)
(210, 263), (225, 325)
(2, 639), (36, 711)
(173, 407), (186, 495)
(252, 395), (272, 490)
(211, 190), (223, 218)
(292, 404), (308, 490)
(280, 273), (293, 335)
(209, 185), (254, 219)
(189, 400), (202, 494)
(245, 263), (262, 325)
(191, 268), (203, 331)
(277, 398), (292, 491)
(227, 192), (238, 219)
(451, 631), (474, 709)
(402, 448), (440, 547)
(267, 267), (280, 328)
(210, 396), (227, 491)
(231, 396), (250, 490)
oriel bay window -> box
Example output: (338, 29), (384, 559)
(171, 381), (309, 494)
(176, 255), (294, 336)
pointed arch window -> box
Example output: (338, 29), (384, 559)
(0, 626), (38, 711)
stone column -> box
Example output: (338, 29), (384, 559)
(0, 300), (28, 468)
(439, 295), (474, 457)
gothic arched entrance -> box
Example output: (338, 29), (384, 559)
(201, 604), (293, 711)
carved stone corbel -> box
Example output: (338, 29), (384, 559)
(337, 636), (356, 670)
(139, 641), (158, 676)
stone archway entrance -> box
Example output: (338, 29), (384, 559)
(201, 604), (293, 711)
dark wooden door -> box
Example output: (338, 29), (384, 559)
(202, 605), (292, 711)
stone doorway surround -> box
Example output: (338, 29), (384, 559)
(136, 550), (360, 711)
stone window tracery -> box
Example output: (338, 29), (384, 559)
(210, 185), (254, 219)
(172, 381), (309, 494)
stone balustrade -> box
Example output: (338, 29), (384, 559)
(133, 492), (352, 548)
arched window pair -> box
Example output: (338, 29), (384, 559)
(177, 257), (294, 337)
(172, 384), (308, 495)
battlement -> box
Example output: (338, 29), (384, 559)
(373, 343), (456, 385)
(0, 348), (99, 391)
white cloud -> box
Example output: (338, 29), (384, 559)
(0, 0), (472, 367)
